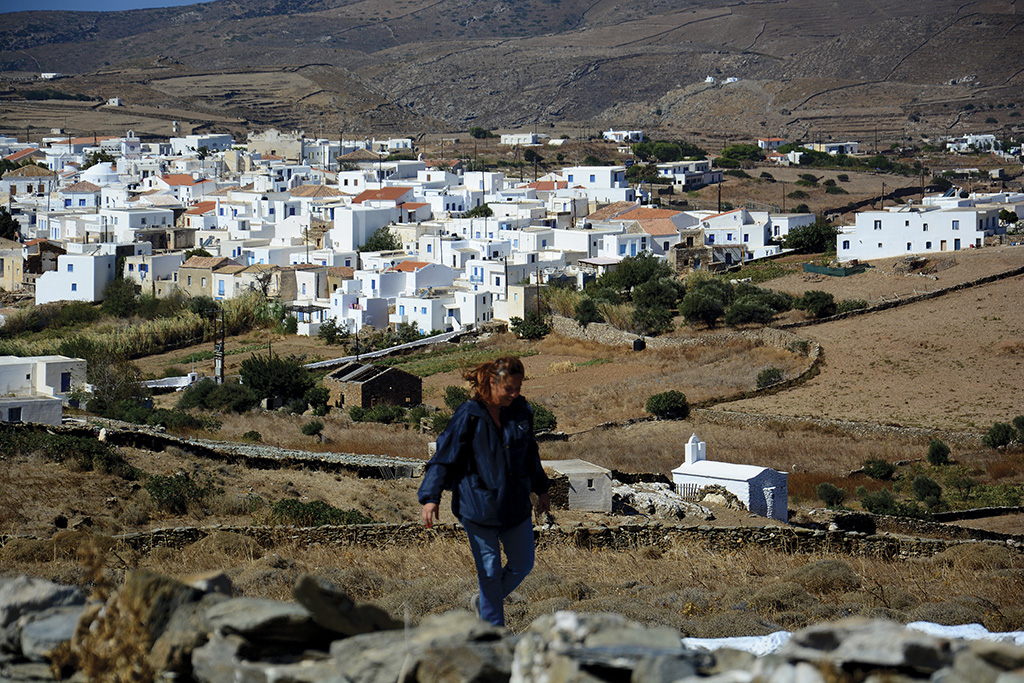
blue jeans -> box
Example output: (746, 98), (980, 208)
(461, 517), (535, 627)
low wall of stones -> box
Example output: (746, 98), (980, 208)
(109, 521), (1023, 559)
(778, 263), (1024, 330)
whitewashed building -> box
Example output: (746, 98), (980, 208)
(0, 355), (86, 426)
(836, 205), (999, 262)
(542, 459), (613, 512)
(672, 434), (788, 522)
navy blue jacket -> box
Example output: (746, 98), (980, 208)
(418, 396), (550, 528)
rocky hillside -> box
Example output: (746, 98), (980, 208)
(2, 0), (1022, 139)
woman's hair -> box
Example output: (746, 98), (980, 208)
(463, 356), (525, 403)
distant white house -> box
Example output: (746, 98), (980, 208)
(0, 355), (86, 426)
(560, 165), (636, 203)
(501, 133), (539, 146)
(603, 129), (644, 144)
(656, 160), (722, 189)
(757, 137), (786, 151)
(672, 434), (788, 522)
(836, 205), (999, 262)
(35, 251), (117, 305)
(946, 134), (999, 154)
(808, 141), (859, 156)
(542, 459), (613, 512)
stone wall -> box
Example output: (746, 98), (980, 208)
(107, 520), (1024, 559)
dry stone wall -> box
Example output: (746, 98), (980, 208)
(108, 520), (1024, 560)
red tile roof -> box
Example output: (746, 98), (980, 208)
(524, 180), (569, 191)
(62, 181), (101, 193)
(386, 260), (428, 272)
(4, 148), (43, 162)
(635, 218), (680, 236)
(352, 186), (413, 204)
(160, 174), (199, 186)
(185, 200), (217, 215)
(181, 256), (238, 269)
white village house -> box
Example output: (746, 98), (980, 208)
(672, 434), (788, 522)
(0, 355), (86, 426)
(541, 459), (613, 513)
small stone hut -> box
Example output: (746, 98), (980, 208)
(324, 362), (422, 410)
(541, 459), (612, 512)
(671, 434), (788, 522)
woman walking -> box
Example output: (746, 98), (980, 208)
(418, 356), (550, 627)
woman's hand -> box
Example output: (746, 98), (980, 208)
(535, 492), (550, 515)
(422, 502), (440, 528)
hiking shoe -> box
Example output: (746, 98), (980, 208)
(469, 593), (480, 617)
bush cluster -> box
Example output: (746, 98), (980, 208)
(145, 471), (223, 514)
(645, 391), (690, 419)
(267, 499), (372, 526)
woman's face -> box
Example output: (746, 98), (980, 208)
(489, 374), (522, 408)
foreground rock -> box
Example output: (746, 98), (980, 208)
(1, 572), (1023, 682)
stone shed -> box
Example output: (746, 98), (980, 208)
(671, 434), (788, 522)
(541, 459), (613, 512)
(324, 362), (422, 410)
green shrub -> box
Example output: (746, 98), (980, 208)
(859, 488), (897, 515)
(573, 297), (604, 329)
(145, 471), (222, 514)
(912, 475), (943, 509)
(795, 290), (837, 319)
(267, 499), (372, 526)
(983, 422), (1017, 449)
(242, 430), (263, 442)
(509, 312), (550, 339)
(301, 419), (324, 437)
(146, 408), (204, 431)
(836, 299), (868, 314)
(862, 458), (895, 480)
(349, 404), (405, 424)
(1014, 415), (1024, 441)
(444, 385), (470, 412)
(431, 411), (452, 434)
(927, 439), (951, 466)
(681, 291), (724, 329)
(531, 404), (557, 432)
(725, 299), (775, 327)
(645, 391), (690, 420)
(756, 367), (784, 389)
(406, 405), (431, 429)
(304, 386), (330, 417)
(816, 482), (846, 507)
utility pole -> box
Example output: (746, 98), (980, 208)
(214, 306), (226, 385)
(880, 181), (886, 210)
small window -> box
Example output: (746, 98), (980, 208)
(71, 283), (77, 292)
(877, 243), (883, 248)
(842, 240), (850, 250)
(67, 263), (74, 272)
(923, 223), (928, 232)
(7, 407), (22, 423)
(586, 478), (595, 490)
(926, 241), (932, 249)
(952, 220), (959, 230)
(874, 220), (882, 230)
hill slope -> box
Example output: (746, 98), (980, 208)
(2, 0), (1022, 138)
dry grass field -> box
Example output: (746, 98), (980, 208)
(2, 243), (1023, 638)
